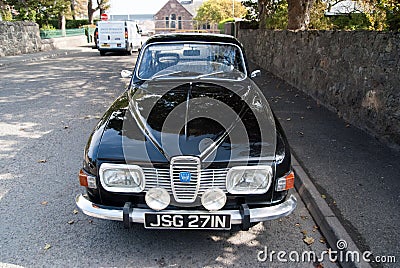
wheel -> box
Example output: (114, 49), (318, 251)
(126, 45), (134, 56)
(100, 51), (106, 56)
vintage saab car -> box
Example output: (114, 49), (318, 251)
(76, 33), (297, 230)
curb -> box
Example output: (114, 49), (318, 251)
(0, 49), (80, 68)
(292, 155), (372, 268)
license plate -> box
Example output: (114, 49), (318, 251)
(144, 213), (231, 230)
(101, 43), (110, 47)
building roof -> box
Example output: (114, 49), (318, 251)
(154, 0), (204, 18)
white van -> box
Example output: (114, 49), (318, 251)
(97, 21), (142, 56)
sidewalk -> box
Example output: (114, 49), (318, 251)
(0, 46), (91, 67)
(252, 68), (400, 267)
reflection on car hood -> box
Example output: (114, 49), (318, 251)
(113, 78), (277, 166)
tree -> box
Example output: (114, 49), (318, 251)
(70, 0), (87, 19)
(256, 0), (284, 28)
(287, 0), (315, 30)
(241, 0), (258, 21)
(360, 0), (400, 30)
(195, 0), (247, 23)
(87, 0), (109, 24)
(3, 0), (70, 26)
(0, 0), (12, 21)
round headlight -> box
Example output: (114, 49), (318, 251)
(145, 188), (170, 211)
(201, 188), (226, 211)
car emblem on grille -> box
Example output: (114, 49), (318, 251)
(179, 171), (191, 182)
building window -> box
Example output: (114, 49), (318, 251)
(165, 17), (169, 28)
(178, 16), (182, 29)
(171, 14), (176, 28)
(202, 23), (211, 30)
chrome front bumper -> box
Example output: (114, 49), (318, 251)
(76, 194), (297, 225)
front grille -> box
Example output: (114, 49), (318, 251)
(142, 164), (229, 204)
(170, 156), (201, 203)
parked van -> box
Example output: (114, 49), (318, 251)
(97, 21), (142, 56)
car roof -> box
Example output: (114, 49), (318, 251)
(144, 33), (244, 48)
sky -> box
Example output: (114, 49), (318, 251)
(108, 0), (169, 15)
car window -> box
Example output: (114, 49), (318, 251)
(137, 42), (247, 80)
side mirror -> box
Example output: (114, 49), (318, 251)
(120, 70), (132, 78)
(250, 70), (261, 78)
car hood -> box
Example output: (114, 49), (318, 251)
(97, 78), (276, 167)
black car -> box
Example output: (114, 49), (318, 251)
(76, 33), (297, 230)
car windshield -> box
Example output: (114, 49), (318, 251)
(136, 42), (247, 81)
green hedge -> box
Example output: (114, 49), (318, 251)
(42, 19), (91, 29)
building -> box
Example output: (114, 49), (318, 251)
(154, 0), (213, 34)
(106, 0), (214, 35)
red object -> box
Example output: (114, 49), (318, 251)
(79, 169), (88, 187)
(100, 13), (108, 21)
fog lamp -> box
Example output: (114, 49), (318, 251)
(226, 166), (272, 194)
(201, 188), (226, 211)
(145, 187), (170, 211)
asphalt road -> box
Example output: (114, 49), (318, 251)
(0, 48), (337, 267)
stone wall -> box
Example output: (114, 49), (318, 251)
(0, 21), (50, 56)
(238, 29), (400, 148)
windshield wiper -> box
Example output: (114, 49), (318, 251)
(151, 70), (182, 80)
(195, 70), (226, 79)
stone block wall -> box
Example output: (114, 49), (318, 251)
(238, 29), (400, 148)
(0, 21), (46, 56)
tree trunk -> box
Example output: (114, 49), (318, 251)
(258, 0), (268, 29)
(97, 0), (105, 16)
(70, 0), (76, 20)
(59, 14), (66, 36)
(287, 0), (314, 30)
(88, 0), (95, 24)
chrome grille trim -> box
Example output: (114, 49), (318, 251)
(170, 156), (201, 203)
(142, 166), (229, 203)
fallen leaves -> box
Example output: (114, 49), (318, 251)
(44, 244), (51, 250)
(303, 236), (315, 245)
(321, 194), (326, 199)
(68, 220), (75, 225)
(41, 201), (48, 206)
(73, 209), (79, 215)
(37, 159), (47, 163)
